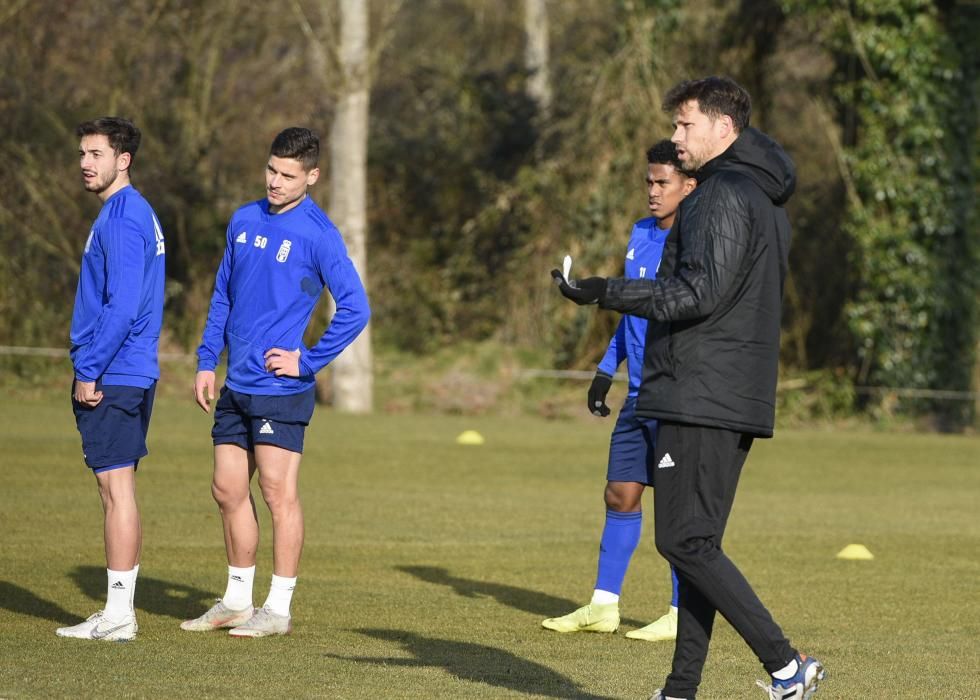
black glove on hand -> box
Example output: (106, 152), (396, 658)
(550, 269), (606, 305)
(587, 371), (613, 417)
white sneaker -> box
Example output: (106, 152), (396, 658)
(56, 611), (137, 641)
(228, 605), (291, 638)
(180, 599), (254, 631)
(756, 653), (826, 700)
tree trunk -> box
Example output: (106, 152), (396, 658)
(328, 0), (373, 413)
(524, 0), (551, 118)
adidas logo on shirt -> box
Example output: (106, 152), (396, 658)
(657, 453), (675, 469)
(236, 231), (248, 244)
(259, 420), (274, 435)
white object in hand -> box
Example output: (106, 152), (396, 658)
(562, 255), (573, 282)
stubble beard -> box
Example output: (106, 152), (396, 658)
(682, 148), (706, 172)
(85, 168), (118, 195)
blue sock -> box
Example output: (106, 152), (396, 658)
(594, 510), (642, 596)
(669, 564), (679, 607)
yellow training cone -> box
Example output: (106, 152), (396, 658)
(836, 544), (874, 560)
(456, 430), (485, 445)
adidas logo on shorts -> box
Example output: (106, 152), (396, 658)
(259, 420), (274, 435)
(657, 453), (675, 469)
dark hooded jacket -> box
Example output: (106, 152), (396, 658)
(601, 128), (795, 437)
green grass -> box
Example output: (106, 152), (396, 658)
(1, 396), (978, 698)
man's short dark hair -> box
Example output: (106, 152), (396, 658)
(270, 127), (319, 171)
(662, 76), (751, 132)
(75, 117), (141, 161)
(646, 139), (695, 178)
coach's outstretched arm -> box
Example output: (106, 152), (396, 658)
(552, 198), (750, 322)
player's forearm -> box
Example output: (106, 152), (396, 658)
(196, 286), (232, 371)
(299, 302), (370, 376)
(196, 318), (227, 371)
(597, 319), (625, 375)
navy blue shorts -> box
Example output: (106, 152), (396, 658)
(212, 386), (316, 454)
(606, 396), (658, 485)
(72, 380), (156, 472)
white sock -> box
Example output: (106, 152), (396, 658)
(772, 657), (799, 680)
(222, 565), (255, 610)
(129, 564), (140, 611)
(591, 589), (619, 605)
(105, 568), (136, 620)
(263, 575), (297, 617)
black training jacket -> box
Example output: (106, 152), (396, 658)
(601, 128), (795, 437)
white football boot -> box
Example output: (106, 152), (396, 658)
(56, 611), (137, 641)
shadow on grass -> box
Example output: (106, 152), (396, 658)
(397, 565), (647, 627)
(0, 580), (84, 624)
(69, 565), (218, 620)
(328, 628), (615, 700)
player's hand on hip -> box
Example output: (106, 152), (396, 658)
(195, 370), (216, 413)
(73, 379), (103, 407)
(264, 348), (301, 377)
(587, 371), (613, 417)
(550, 269), (607, 305)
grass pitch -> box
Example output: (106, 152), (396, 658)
(1, 396), (978, 698)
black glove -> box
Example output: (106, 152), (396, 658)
(587, 371), (613, 417)
(550, 269), (607, 305)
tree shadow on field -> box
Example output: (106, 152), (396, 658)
(397, 565), (647, 627)
(327, 628), (615, 700)
(70, 565), (218, 620)
(0, 580), (84, 625)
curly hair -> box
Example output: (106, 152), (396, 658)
(646, 139), (694, 178)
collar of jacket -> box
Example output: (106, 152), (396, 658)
(694, 134), (743, 182)
(693, 127), (796, 205)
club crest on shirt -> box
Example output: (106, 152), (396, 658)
(276, 240), (292, 263)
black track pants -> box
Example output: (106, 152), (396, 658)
(652, 421), (795, 699)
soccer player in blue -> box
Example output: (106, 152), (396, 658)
(56, 117), (166, 642)
(181, 127), (370, 638)
(542, 141), (695, 641)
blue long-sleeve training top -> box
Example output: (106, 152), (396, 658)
(597, 217), (670, 396)
(197, 195), (371, 396)
(70, 185), (166, 388)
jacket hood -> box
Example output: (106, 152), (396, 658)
(704, 127), (796, 206)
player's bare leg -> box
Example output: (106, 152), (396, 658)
(254, 444), (304, 578)
(212, 444), (259, 567)
(96, 467), (140, 571)
(57, 467), (140, 640)
(181, 445), (258, 632)
(605, 480), (644, 513)
(227, 445), (302, 638)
